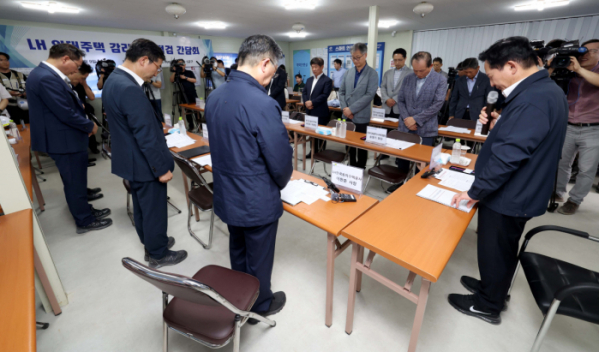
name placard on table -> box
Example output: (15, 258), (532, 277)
(331, 162), (363, 194)
(366, 126), (387, 145)
(305, 115), (319, 130)
(202, 123), (208, 141)
(282, 111), (290, 124)
(371, 107), (385, 122)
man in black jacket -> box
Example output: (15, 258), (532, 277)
(448, 37), (568, 324)
(448, 57), (496, 121)
(104, 39), (187, 269)
(267, 64), (287, 110)
(302, 57), (333, 155)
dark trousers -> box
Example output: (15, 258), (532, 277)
(396, 134), (435, 172)
(349, 122), (369, 169)
(150, 99), (162, 119)
(129, 179), (169, 259)
(458, 108), (471, 120)
(228, 220), (279, 312)
(474, 204), (530, 314)
(88, 134), (99, 153)
(385, 111), (400, 119)
(6, 105), (29, 124)
(49, 151), (95, 227)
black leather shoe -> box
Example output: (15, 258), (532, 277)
(76, 218), (113, 234)
(88, 158), (97, 162)
(460, 276), (508, 311)
(92, 207), (111, 220)
(248, 291), (286, 325)
(87, 187), (102, 195)
(148, 250), (188, 269)
(88, 193), (104, 201)
(88, 162), (96, 167)
(144, 237), (175, 261)
(386, 183), (402, 194)
(305, 153), (312, 159)
(448, 294), (501, 325)
(380, 155), (390, 160)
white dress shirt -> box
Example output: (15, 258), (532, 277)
(502, 77), (526, 98)
(117, 65), (145, 86)
(310, 72), (324, 99)
(42, 61), (70, 86)
(466, 71), (480, 108)
(415, 69), (433, 97)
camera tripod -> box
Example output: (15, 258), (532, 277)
(171, 72), (189, 119)
(143, 82), (164, 123)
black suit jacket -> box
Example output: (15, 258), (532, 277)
(302, 74), (333, 119)
(448, 72), (496, 120)
(103, 69), (174, 182)
(267, 66), (287, 110)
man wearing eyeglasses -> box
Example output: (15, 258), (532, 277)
(339, 42), (379, 169)
(27, 43), (112, 234)
(554, 39), (599, 215)
(104, 38), (187, 269)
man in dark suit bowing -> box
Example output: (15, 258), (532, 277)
(27, 43), (112, 234)
(302, 57), (333, 155)
(103, 39), (187, 269)
(448, 57), (498, 121)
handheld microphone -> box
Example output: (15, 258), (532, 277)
(482, 91), (498, 135)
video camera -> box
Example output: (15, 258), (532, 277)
(547, 40), (588, 69)
(170, 59), (186, 75)
(447, 67), (458, 86)
(202, 56), (216, 74)
(95, 59), (116, 80)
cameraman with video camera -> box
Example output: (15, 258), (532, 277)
(0, 52), (30, 123)
(169, 59), (197, 126)
(200, 57), (226, 89)
(553, 39), (599, 215)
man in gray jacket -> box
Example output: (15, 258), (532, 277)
(339, 43), (379, 169)
(381, 48), (412, 118)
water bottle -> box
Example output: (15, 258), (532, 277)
(199, 97), (205, 109)
(9, 121), (21, 141)
(178, 117), (187, 136)
(340, 119), (347, 138)
(335, 119), (342, 137)
(451, 138), (462, 164)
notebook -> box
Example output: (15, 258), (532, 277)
(178, 145), (210, 159)
(416, 184), (474, 213)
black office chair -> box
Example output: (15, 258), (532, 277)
(123, 179), (182, 227)
(363, 131), (421, 193)
(508, 225), (599, 352)
(309, 121), (356, 175)
(122, 258), (276, 352)
(171, 151), (216, 249)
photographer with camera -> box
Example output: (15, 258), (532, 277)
(0, 52), (30, 123)
(169, 59), (197, 126)
(553, 39), (599, 215)
(95, 60), (116, 90)
(201, 57), (226, 88)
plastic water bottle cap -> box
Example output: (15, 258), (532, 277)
(179, 117), (183, 120)
(456, 139), (461, 142)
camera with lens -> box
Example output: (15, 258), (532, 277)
(447, 66), (458, 85)
(202, 56), (215, 73)
(544, 40), (589, 92)
(170, 59), (185, 75)
(95, 59), (116, 80)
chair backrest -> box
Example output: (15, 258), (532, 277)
(326, 121), (337, 128)
(122, 257), (222, 307)
(171, 151), (210, 189)
(387, 130), (422, 144)
(448, 119), (477, 130)
(345, 121), (356, 132)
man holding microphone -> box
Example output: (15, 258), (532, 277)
(448, 37), (568, 324)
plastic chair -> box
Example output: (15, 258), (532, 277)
(309, 121), (356, 175)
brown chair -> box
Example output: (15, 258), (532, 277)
(171, 151), (216, 249)
(447, 118), (477, 130)
(309, 121), (356, 175)
(363, 131), (421, 193)
(123, 179), (181, 227)
(122, 258), (276, 352)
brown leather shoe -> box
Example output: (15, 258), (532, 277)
(552, 192), (564, 203)
(557, 200), (579, 215)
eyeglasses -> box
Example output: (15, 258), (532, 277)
(150, 61), (162, 73)
(352, 55), (364, 62)
(69, 58), (81, 70)
(587, 49), (599, 54)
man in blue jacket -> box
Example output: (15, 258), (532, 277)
(303, 57), (333, 155)
(448, 57), (496, 121)
(206, 35), (293, 324)
(27, 43), (112, 234)
(103, 39), (187, 269)
(449, 37), (568, 324)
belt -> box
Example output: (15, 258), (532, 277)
(568, 122), (599, 127)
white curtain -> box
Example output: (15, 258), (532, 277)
(412, 15), (599, 71)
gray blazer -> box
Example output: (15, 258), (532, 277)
(339, 64), (378, 124)
(380, 66), (413, 115)
(397, 71), (447, 138)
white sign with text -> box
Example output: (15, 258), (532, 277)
(202, 123), (208, 141)
(305, 115), (319, 130)
(475, 120), (483, 135)
(366, 126), (387, 145)
(282, 111), (290, 124)
(372, 107), (385, 121)
(331, 162), (363, 194)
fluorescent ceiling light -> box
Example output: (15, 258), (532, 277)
(284, 0), (317, 10)
(364, 20), (399, 28)
(514, 0), (570, 11)
(21, 1), (80, 13)
(288, 32), (308, 38)
(197, 21), (227, 29)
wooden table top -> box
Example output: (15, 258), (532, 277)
(285, 123), (434, 163)
(286, 99), (300, 104)
(370, 119), (399, 129)
(283, 171), (378, 236)
(179, 103), (205, 112)
(341, 155), (478, 283)
(438, 125), (487, 143)
(0, 208), (35, 351)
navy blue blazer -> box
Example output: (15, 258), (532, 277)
(448, 72), (496, 120)
(468, 70), (568, 218)
(206, 70), (293, 227)
(27, 62), (94, 154)
(267, 66), (287, 110)
(103, 69), (174, 182)
(302, 74), (333, 118)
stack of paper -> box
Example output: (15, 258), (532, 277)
(191, 155), (212, 168)
(384, 117), (399, 123)
(439, 126), (471, 134)
(280, 179), (331, 206)
(434, 169), (475, 192)
(289, 120), (303, 125)
(166, 133), (196, 148)
(385, 139), (415, 150)
(417, 184), (474, 213)
(371, 117), (385, 123)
